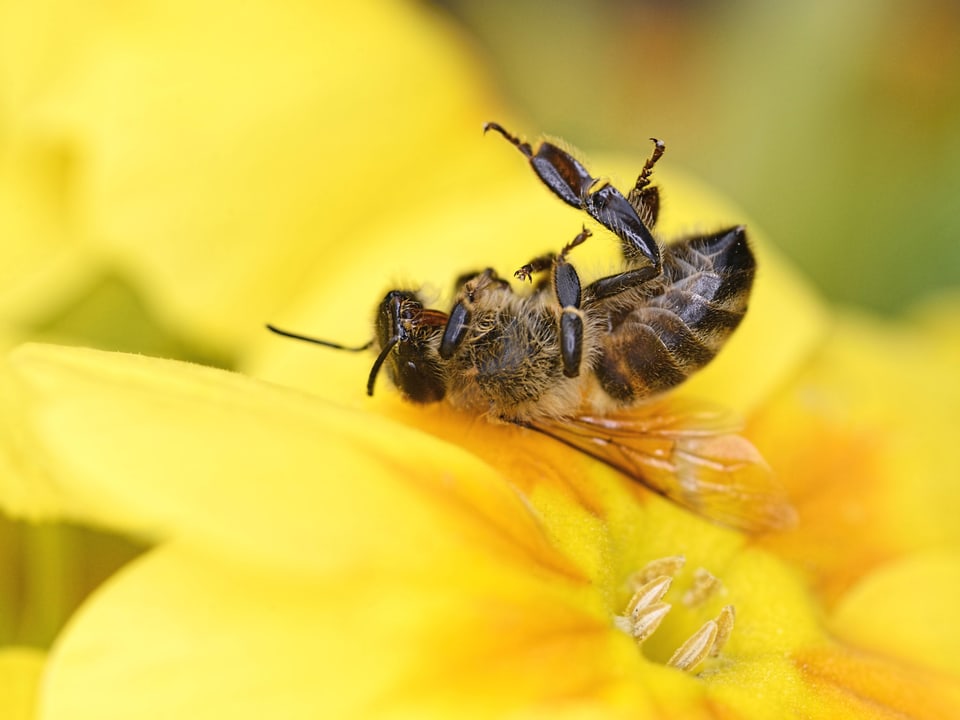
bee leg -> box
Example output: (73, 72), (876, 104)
(551, 228), (591, 378)
(632, 138), (666, 193)
(626, 138), (665, 228)
(439, 301), (470, 359)
(583, 263), (660, 302)
(514, 253), (555, 283)
(583, 183), (662, 270)
(484, 122), (592, 208)
(441, 268), (511, 360)
(485, 121), (661, 271)
(515, 225), (592, 282)
(628, 183), (660, 229)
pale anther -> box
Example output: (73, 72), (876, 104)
(626, 575), (673, 617)
(710, 605), (735, 657)
(630, 602), (671, 642)
(617, 557), (736, 675)
(667, 619), (718, 672)
(627, 555), (685, 590)
(682, 567), (723, 607)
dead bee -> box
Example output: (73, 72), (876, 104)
(268, 123), (794, 531)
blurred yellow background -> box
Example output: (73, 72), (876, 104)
(1, 0), (958, 654)
(442, 0), (960, 314)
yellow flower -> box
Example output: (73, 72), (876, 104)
(2, 2), (958, 718)
(4, 160), (959, 716)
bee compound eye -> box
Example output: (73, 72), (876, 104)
(392, 358), (446, 404)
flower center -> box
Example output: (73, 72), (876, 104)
(613, 556), (734, 674)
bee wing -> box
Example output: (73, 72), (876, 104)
(530, 399), (796, 532)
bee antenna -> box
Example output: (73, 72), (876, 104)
(265, 324), (373, 352)
(366, 336), (398, 397)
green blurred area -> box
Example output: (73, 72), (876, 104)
(439, 0), (960, 315)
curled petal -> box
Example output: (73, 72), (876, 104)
(2, 344), (581, 583)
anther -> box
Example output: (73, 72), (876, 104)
(616, 557), (736, 676)
(667, 619), (719, 672)
(626, 555), (685, 590)
(626, 575), (673, 617)
(710, 605), (735, 658)
(682, 567), (724, 608)
(630, 602), (672, 643)
(667, 605), (736, 672)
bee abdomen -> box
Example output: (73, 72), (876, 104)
(593, 303), (726, 401)
(594, 226), (755, 404)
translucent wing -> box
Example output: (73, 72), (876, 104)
(530, 399), (796, 532)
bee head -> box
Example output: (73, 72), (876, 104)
(370, 290), (447, 404)
(266, 290), (447, 403)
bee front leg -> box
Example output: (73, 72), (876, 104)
(550, 228), (592, 378)
(515, 226), (592, 282)
(514, 253), (556, 284)
(440, 268), (508, 360)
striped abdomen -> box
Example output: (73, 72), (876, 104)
(591, 226), (755, 404)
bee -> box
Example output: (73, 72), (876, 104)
(268, 123), (794, 532)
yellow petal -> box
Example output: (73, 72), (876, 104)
(8, 341), (956, 717)
(0, 647), (45, 720)
(753, 309), (960, 606)
(0, 344), (847, 718)
(1, 0), (501, 349)
(41, 542), (659, 720)
(830, 551), (960, 676)
(793, 643), (960, 720)
(3, 343), (579, 581)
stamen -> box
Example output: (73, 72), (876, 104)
(626, 575), (673, 616)
(682, 567), (724, 608)
(626, 555), (685, 589)
(630, 602), (671, 643)
(710, 605), (736, 657)
(615, 557), (737, 676)
(667, 618), (719, 672)
(615, 574), (675, 643)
